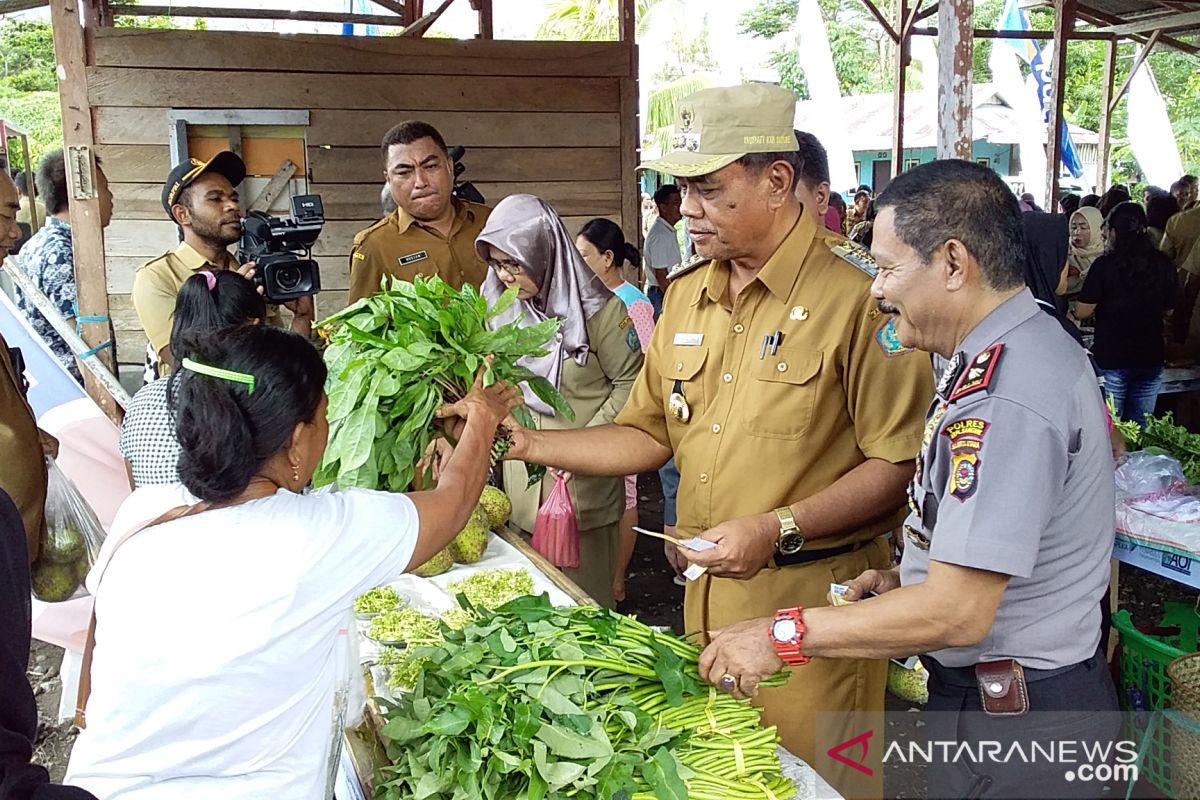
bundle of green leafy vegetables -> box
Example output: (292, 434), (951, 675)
(1117, 411), (1200, 484)
(374, 595), (794, 800)
(314, 277), (573, 491)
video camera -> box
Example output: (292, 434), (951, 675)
(237, 194), (324, 304)
(448, 146), (486, 205)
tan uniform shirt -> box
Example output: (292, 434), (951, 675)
(348, 200), (490, 303)
(131, 242), (282, 355)
(616, 212), (932, 548)
(506, 296), (645, 532)
(0, 332), (47, 561)
(1161, 206), (1200, 275)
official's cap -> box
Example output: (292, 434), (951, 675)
(161, 151), (246, 221)
(639, 84), (799, 178)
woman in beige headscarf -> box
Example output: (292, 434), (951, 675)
(1066, 206), (1105, 295)
(478, 195), (644, 608)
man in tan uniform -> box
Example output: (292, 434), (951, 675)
(0, 170), (51, 561)
(348, 121), (490, 302)
(133, 152), (312, 376)
(1162, 202), (1200, 344)
(461, 86), (931, 798)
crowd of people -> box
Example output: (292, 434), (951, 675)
(0, 78), (1194, 800)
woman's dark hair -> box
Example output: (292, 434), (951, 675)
(1098, 186), (1131, 218)
(169, 272), (267, 369)
(1146, 191), (1180, 232)
(173, 325), (327, 502)
(1058, 193), (1081, 217)
(35, 150), (69, 215)
(1105, 201), (1170, 289)
(1080, 193), (1101, 208)
(578, 218), (641, 269)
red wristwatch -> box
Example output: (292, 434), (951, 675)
(771, 607), (811, 666)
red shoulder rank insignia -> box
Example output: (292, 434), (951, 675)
(944, 418), (989, 502)
(948, 343), (1003, 403)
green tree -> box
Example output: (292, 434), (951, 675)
(537, 0), (667, 40)
(738, 0), (893, 98)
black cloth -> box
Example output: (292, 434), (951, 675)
(0, 488), (96, 800)
(1079, 250), (1177, 369)
(922, 651), (1120, 799)
(1020, 212), (1078, 343)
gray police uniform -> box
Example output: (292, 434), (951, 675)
(900, 289), (1120, 799)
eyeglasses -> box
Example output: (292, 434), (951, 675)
(487, 258), (524, 277)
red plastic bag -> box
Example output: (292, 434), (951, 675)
(531, 471), (579, 569)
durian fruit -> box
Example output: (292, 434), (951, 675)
(411, 547), (454, 578)
(886, 660), (929, 704)
(478, 485), (512, 531)
(450, 508), (491, 564)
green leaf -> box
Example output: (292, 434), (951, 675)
(532, 741), (587, 791)
(424, 705), (471, 736)
(486, 287), (519, 321)
(534, 723), (613, 760)
(526, 376), (576, 421)
(643, 748), (688, 800)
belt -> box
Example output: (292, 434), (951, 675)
(775, 541), (860, 567)
(921, 654), (1093, 688)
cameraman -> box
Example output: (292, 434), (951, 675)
(132, 152), (314, 378)
(348, 121), (491, 303)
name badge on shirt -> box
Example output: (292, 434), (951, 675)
(672, 332), (704, 347)
(398, 251), (429, 267)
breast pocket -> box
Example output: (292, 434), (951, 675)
(742, 346), (822, 440)
(662, 346), (708, 424)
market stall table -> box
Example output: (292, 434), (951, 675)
(341, 526), (844, 800)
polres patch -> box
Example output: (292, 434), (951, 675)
(875, 319), (913, 357)
(944, 418), (988, 502)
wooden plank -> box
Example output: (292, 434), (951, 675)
(96, 143), (171, 183)
(116, 329), (148, 365)
(51, 0), (119, 421)
(309, 146), (621, 185)
(308, 110), (621, 149)
(249, 160), (299, 212)
(312, 182), (622, 220)
(891, 0), (909, 180)
(89, 68), (619, 112)
(1096, 38), (1118, 192)
(113, 6), (412, 27)
(96, 107), (623, 149)
(935, 0), (973, 161)
(618, 75), (638, 246)
(92, 29), (630, 77)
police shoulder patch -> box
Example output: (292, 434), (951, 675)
(875, 318), (913, 356)
(944, 418), (988, 502)
(830, 241), (878, 279)
(948, 343), (1004, 403)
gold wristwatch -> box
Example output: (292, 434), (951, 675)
(774, 506), (806, 556)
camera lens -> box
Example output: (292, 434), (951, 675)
(275, 265), (303, 291)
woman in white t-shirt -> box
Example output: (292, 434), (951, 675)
(66, 324), (519, 800)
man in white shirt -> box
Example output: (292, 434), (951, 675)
(643, 184), (682, 318)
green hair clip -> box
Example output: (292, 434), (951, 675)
(181, 357), (256, 395)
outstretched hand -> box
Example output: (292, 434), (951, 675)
(435, 359), (523, 432)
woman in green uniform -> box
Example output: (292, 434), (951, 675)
(477, 195), (644, 607)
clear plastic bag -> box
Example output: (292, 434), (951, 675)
(31, 456), (107, 602)
(1115, 450), (1188, 498)
(531, 471), (579, 569)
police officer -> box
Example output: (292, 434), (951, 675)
(443, 85), (933, 798)
(133, 152), (312, 378)
(696, 160), (1120, 800)
(348, 121), (490, 302)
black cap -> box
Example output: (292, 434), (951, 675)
(161, 151), (246, 222)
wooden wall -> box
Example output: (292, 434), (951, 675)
(89, 29), (638, 363)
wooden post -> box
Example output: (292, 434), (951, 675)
(936, 0), (973, 160)
(475, 0), (493, 39)
(891, 0), (910, 179)
(618, 0), (639, 245)
(49, 0), (118, 422)
(1044, 0), (1076, 210)
(1096, 37), (1118, 194)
